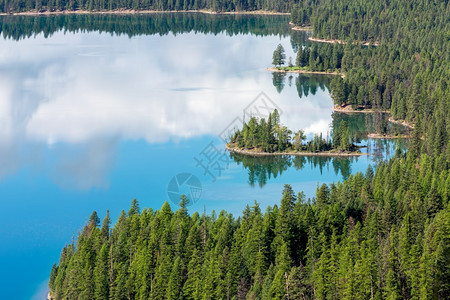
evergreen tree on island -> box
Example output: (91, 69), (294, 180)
(272, 44), (286, 67)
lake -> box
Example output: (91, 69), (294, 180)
(0, 13), (402, 299)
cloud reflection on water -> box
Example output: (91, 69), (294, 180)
(0, 30), (333, 189)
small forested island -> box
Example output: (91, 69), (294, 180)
(227, 110), (362, 156)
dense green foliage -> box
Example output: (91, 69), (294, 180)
(0, 13), (291, 40)
(272, 44), (286, 67)
(1, 0), (298, 13)
(49, 151), (449, 299)
(229, 110), (356, 153)
(289, 0), (449, 160)
(44, 0), (449, 298)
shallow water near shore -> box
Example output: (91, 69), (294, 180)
(0, 13), (402, 299)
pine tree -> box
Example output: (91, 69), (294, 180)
(272, 44), (286, 67)
(313, 251), (329, 299)
(296, 46), (304, 67)
(100, 210), (110, 243)
(49, 264), (58, 291)
(128, 198), (140, 216)
(330, 76), (347, 105)
(275, 184), (296, 246)
(384, 228), (401, 299)
(183, 249), (203, 300)
(94, 244), (110, 300)
(89, 211), (100, 227)
(167, 257), (183, 299)
(270, 242), (290, 298)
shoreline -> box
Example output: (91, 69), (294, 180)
(333, 104), (415, 131)
(0, 9), (290, 16)
(267, 67), (344, 78)
(367, 133), (411, 139)
(308, 36), (379, 47)
(388, 117), (414, 129)
(332, 104), (390, 114)
(288, 22), (313, 31)
(226, 144), (365, 157)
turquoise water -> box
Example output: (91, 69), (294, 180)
(0, 14), (397, 299)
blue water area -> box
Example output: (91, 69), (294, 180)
(0, 136), (394, 299)
(0, 14), (399, 299)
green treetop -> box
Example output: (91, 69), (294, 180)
(272, 44), (286, 67)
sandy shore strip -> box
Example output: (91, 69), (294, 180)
(226, 144), (365, 157)
(268, 67), (344, 78)
(332, 105), (390, 114)
(388, 117), (414, 129)
(288, 22), (313, 31)
(308, 36), (379, 46)
(0, 9), (290, 16)
(367, 133), (410, 139)
(334, 105), (415, 132)
(291, 26), (313, 31)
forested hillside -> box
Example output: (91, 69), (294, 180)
(49, 151), (449, 299)
(1, 0), (297, 13)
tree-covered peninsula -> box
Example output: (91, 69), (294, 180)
(289, 0), (449, 146)
(270, 43), (345, 77)
(227, 110), (360, 155)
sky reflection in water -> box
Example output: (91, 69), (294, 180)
(0, 20), (397, 299)
(0, 30), (334, 189)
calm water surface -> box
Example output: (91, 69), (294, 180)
(0, 14), (400, 299)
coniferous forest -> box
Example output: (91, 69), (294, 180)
(1, 0), (296, 13)
(49, 153), (449, 299)
(290, 0), (449, 159)
(45, 0), (449, 299)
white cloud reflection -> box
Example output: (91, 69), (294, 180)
(0, 30), (333, 188)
